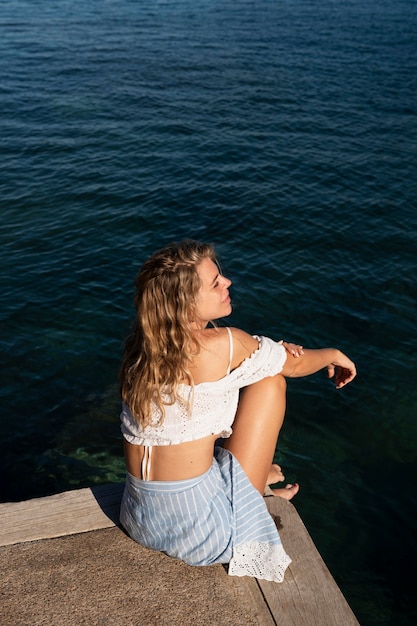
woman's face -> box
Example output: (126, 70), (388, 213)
(194, 257), (232, 327)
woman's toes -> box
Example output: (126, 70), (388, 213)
(269, 483), (300, 500)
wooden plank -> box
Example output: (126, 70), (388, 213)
(232, 576), (276, 626)
(0, 483), (124, 546)
(262, 496), (360, 625)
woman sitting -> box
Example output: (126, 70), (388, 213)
(119, 240), (356, 582)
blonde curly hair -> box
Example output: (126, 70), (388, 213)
(120, 240), (217, 427)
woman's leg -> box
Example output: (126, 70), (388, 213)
(223, 374), (299, 499)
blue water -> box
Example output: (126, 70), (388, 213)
(1, 0), (416, 623)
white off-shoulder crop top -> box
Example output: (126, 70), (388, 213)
(120, 332), (287, 447)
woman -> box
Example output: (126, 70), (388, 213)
(119, 240), (356, 582)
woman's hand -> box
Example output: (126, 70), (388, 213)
(280, 341), (304, 358)
(326, 351), (357, 389)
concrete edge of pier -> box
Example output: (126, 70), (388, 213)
(0, 483), (360, 625)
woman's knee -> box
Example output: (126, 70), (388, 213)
(273, 373), (286, 392)
(258, 373), (286, 399)
(239, 374), (286, 407)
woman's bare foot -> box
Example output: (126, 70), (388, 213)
(270, 483), (300, 500)
(265, 464), (299, 499)
(266, 463), (285, 486)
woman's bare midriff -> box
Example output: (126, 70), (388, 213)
(123, 434), (220, 481)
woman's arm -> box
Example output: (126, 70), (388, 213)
(230, 328), (356, 389)
(280, 348), (356, 389)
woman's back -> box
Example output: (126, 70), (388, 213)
(123, 327), (237, 481)
(121, 327), (264, 480)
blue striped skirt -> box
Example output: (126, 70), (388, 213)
(119, 446), (291, 582)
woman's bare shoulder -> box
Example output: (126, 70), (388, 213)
(191, 327), (233, 382)
(199, 326), (257, 349)
(191, 327), (259, 381)
(228, 327), (259, 368)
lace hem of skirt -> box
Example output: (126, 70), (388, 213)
(228, 541), (291, 583)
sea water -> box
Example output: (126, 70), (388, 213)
(1, 0), (416, 623)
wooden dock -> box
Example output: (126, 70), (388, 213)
(0, 484), (360, 625)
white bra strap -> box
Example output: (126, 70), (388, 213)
(141, 445), (152, 481)
(226, 327), (233, 375)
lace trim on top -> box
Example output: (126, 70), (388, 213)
(228, 541), (292, 582)
(121, 335), (287, 446)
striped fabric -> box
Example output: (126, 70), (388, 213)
(120, 447), (291, 582)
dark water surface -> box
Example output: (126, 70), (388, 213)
(1, 1), (417, 624)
